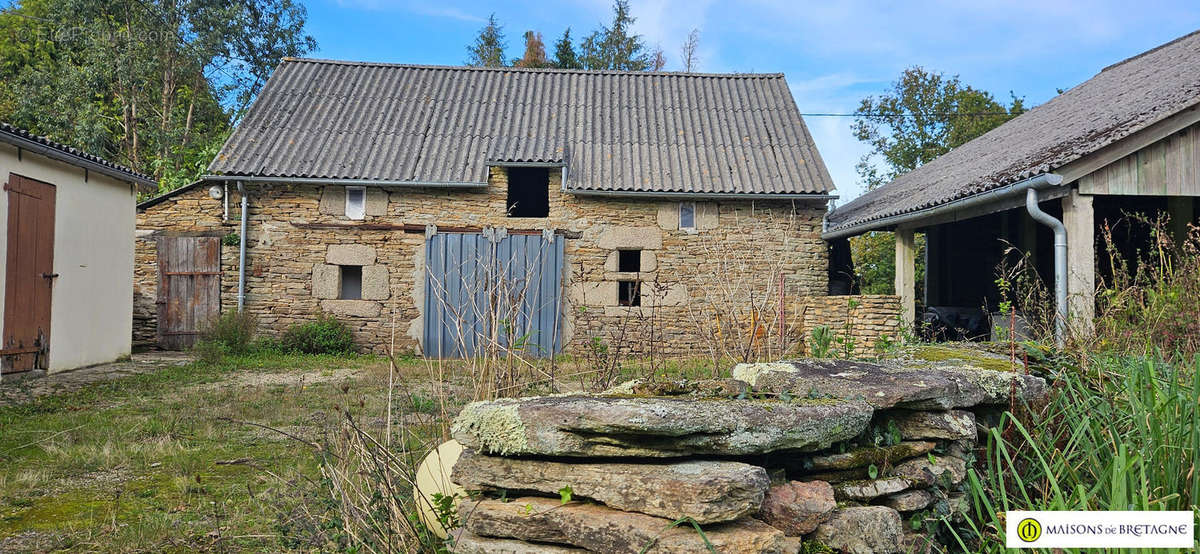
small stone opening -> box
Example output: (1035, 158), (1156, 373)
(618, 280), (641, 306)
(618, 249), (641, 272)
(340, 265), (362, 300)
(506, 167), (550, 217)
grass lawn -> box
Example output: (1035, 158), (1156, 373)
(0, 353), (443, 552)
(0, 352), (723, 552)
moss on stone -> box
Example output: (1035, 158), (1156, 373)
(908, 345), (1015, 372)
(451, 401), (529, 456)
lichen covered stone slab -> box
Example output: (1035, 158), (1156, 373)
(451, 395), (872, 457)
(833, 477), (911, 501)
(450, 528), (585, 553)
(758, 480), (836, 535)
(732, 358), (1047, 409)
(459, 496), (786, 553)
(888, 410), (976, 441)
(451, 449), (768, 524)
(804, 441), (936, 471)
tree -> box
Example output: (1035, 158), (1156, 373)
(853, 66), (1025, 189)
(0, 0), (315, 191)
(466, 14), (506, 68)
(513, 31), (550, 68)
(649, 46), (666, 71)
(552, 28), (581, 69)
(579, 0), (650, 71)
(848, 67), (1024, 299)
(679, 28), (699, 72)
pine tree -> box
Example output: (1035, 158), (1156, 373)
(466, 14), (507, 68)
(552, 28), (581, 69)
(579, 0), (650, 71)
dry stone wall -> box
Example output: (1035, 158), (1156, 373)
(136, 168), (891, 355)
(448, 357), (1048, 553)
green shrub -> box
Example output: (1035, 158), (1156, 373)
(279, 314), (356, 354)
(196, 310), (258, 357)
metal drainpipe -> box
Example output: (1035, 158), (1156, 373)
(237, 181), (248, 313)
(1025, 187), (1068, 347)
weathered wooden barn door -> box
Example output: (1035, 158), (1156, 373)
(156, 236), (221, 349)
(424, 230), (564, 358)
(2, 174), (55, 374)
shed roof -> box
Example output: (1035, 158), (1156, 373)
(826, 30), (1200, 235)
(0, 122), (156, 190)
(207, 59), (834, 196)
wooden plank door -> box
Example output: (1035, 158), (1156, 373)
(3, 174), (56, 373)
(156, 236), (221, 350)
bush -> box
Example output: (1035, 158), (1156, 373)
(196, 310), (258, 357)
(279, 314), (356, 354)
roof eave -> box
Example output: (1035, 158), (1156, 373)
(567, 188), (836, 201)
(0, 130), (156, 192)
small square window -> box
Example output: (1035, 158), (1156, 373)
(679, 202), (696, 230)
(345, 186), (366, 220)
(340, 265), (362, 299)
(618, 280), (641, 306)
(618, 249), (641, 272)
(506, 167), (550, 217)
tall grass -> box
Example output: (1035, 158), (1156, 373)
(956, 355), (1200, 552)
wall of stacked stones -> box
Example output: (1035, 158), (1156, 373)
(795, 295), (903, 356)
(447, 360), (1049, 553)
(136, 169), (892, 356)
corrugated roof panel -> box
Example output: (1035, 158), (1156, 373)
(828, 30), (1200, 232)
(208, 60), (834, 194)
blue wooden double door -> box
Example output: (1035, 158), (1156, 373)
(423, 230), (565, 358)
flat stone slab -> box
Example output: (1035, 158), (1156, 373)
(733, 359), (1046, 409)
(804, 441), (935, 472)
(451, 529), (585, 553)
(889, 410), (976, 441)
(451, 395), (872, 457)
(893, 455), (967, 488)
(452, 449), (768, 524)
(833, 477), (911, 501)
(882, 489), (935, 512)
(459, 496), (786, 553)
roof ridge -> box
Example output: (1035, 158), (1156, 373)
(279, 57), (786, 79)
(1101, 28), (1200, 73)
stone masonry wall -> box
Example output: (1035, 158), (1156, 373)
(796, 295), (903, 356)
(134, 168), (892, 357)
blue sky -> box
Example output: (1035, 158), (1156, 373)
(302, 0), (1200, 202)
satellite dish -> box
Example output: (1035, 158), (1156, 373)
(208, 185), (224, 199)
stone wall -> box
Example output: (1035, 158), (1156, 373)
(446, 358), (1049, 553)
(136, 167), (840, 356)
(796, 295), (903, 356)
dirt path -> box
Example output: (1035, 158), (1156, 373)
(0, 351), (193, 407)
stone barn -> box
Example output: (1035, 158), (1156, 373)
(824, 30), (1200, 345)
(136, 59), (901, 356)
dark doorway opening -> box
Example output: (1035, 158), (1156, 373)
(506, 167), (550, 217)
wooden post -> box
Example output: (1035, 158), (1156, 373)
(1167, 197), (1194, 246)
(1062, 189), (1095, 338)
(894, 228), (916, 332)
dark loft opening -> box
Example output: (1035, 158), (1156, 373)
(340, 265), (363, 300)
(618, 280), (641, 306)
(618, 249), (641, 272)
(506, 167), (550, 217)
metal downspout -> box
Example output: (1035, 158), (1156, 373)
(237, 181), (248, 313)
(1025, 188), (1068, 347)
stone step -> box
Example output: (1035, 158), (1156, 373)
(451, 395), (872, 458)
(452, 449), (768, 524)
(459, 496), (787, 554)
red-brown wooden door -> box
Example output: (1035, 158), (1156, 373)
(3, 174), (55, 374)
(157, 236), (221, 350)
